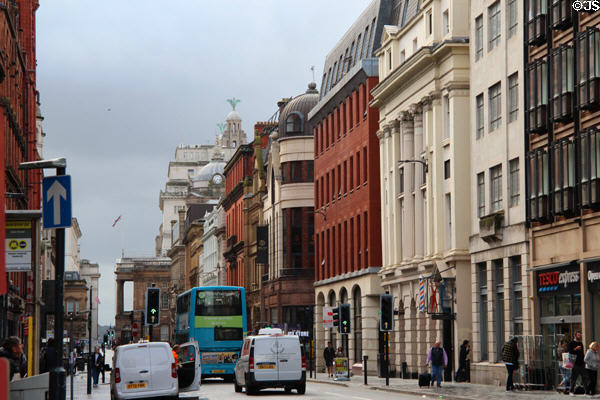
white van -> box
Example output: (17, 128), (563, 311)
(234, 334), (306, 395)
(110, 341), (201, 400)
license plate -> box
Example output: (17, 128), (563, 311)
(126, 383), (146, 389)
(257, 363), (275, 369)
(212, 369), (225, 373)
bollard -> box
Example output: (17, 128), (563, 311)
(363, 355), (368, 385)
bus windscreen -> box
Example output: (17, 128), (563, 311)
(195, 290), (242, 317)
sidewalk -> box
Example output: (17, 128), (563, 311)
(308, 373), (598, 400)
(65, 370), (111, 400)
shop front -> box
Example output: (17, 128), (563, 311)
(587, 262), (600, 341)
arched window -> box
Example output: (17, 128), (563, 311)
(286, 112), (304, 135)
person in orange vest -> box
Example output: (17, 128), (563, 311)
(172, 344), (179, 367)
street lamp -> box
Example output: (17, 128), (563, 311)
(19, 157), (67, 400)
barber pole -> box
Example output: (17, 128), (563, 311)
(418, 276), (425, 313)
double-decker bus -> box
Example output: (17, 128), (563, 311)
(175, 286), (247, 380)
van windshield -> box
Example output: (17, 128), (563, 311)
(195, 290), (242, 316)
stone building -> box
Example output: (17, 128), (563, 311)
(156, 102), (246, 257)
(79, 259), (101, 346)
(309, 0), (390, 374)
(114, 257), (171, 343)
(371, 0), (471, 380)
(64, 271), (89, 343)
(243, 121), (276, 332)
(262, 84), (318, 337)
(468, 0), (531, 384)
(524, 3), (600, 389)
(201, 206), (227, 287)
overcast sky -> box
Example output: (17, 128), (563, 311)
(36, 1), (370, 325)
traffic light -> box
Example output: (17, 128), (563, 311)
(146, 287), (161, 325)
(332, 306), (339, 329)
(103, 334), (108, 345)
(380, 294), (394, 332)
(339, 303), (351, 334)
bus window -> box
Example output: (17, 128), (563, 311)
(215, 327), (243, 341)
(195, 290), (242, 316)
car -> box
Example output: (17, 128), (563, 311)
(234, 333), (306, 395)
(110, 341), (200, 400)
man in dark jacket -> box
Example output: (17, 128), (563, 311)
(0, 336), (23, 381)
(568, 330), (589, 394)
(502, 337), (519, 391)
(40, 338), (58, 374)
(455, 340), (470, 382)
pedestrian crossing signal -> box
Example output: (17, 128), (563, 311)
(380, 294), (394, 332)
(339, 304), (351, 334)
(146, 288), (160, 325)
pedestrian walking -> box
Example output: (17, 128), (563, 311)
(323, 341), (335, 378)
(336, 346), (344, 357)
(568, 330), (589, 395)
(454, 340), (469, 382)
(558, 338), (572, 391)
(91, 346), (104, 387)
(40, 338), (58, 374)
(0, 336), (23, 381)
(502, 337), (519, 391)
(584, 341), (599, 395)
(426, 341), (448, 388)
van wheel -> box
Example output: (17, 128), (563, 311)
(297, 382), (306, 394)
(234, 378), (242, 393)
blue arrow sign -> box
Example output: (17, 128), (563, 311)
(42, 175), (72, 229)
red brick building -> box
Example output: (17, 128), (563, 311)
(0, 0), (42, 343)
(308, 0), (389, 370)
(223, 144), (254, 286)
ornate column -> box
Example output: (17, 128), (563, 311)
(388, 120), (401, 265)
(412, 104), (424, 260)
(400, 111), (415, 261)
(377, 126), (390, 269)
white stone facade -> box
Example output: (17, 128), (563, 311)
(468, 0), (530, 385)
(201, 206), (224, 287)
(65, 218), (82, 272)
(371, 0), (472, 377)
(79, 259), (101, 345)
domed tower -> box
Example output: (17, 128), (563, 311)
(261, 82), (319, 336)
(220, 98), (247, 149)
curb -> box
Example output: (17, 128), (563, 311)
(309, 378), (349, 388)
(368, 385), (476, 400)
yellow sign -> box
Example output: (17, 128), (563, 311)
(5, 220), (32, 271)
(334, 357), (349, 378)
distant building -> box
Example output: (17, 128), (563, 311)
(201, 206), (226, 287)
(79, 259), (101, 346)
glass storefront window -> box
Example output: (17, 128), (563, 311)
(556, 295), (571, 316)
(572, 294), (581, 315)
(541, 297), (555, 317)
(593, 292), (600, 340)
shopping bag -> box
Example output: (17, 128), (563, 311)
(562, 352), (575, 369)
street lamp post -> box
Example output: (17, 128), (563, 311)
(19, 158), (68, 400)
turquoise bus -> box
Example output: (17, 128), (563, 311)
(175, 286), (247, 380)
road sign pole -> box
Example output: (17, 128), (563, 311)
(49, 166), (66, 400)
(87, 287), (92, 394)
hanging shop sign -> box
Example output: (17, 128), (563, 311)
(5, 221), (32, 271)
(537, 264), (580, 295)
(587, 262), (600, 291)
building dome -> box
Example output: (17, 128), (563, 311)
(279, 82), (319, 138)
(193, 160), (226, 183)
(226, 110), (242, 122)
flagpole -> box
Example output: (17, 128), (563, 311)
(121, 223), (124, 258)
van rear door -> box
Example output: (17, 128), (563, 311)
(276, 336), (302, 381)
(149, 343), (175, 392)
(119, 345), (151, 394)
(178, 341), (201, 392)
(252, 337), (278, 382)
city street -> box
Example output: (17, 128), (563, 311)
(66, 373), (426, 400)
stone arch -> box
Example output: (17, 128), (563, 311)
(339, 286), (348, 304)
(315, 291), (326, 372)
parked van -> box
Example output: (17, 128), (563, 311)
(110, 341), (200, 400)
(234, 333), (306, 395)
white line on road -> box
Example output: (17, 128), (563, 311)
(324, 392), (371, 400)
